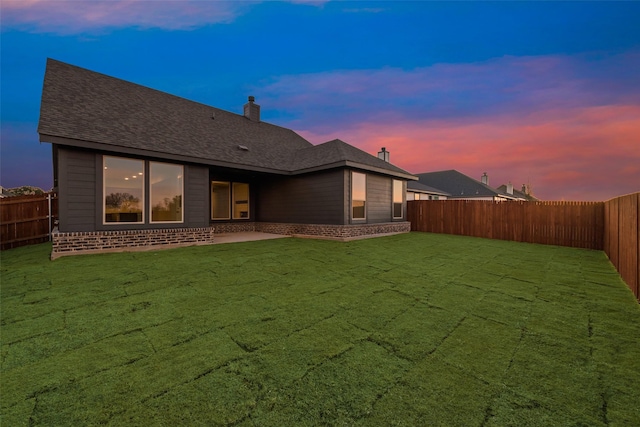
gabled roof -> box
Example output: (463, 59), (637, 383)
(38, 59), (415, 179)
(291, 139), (415, 178)
(414, 170), (504, 199)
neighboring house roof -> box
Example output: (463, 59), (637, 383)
(407, 180), (451, 196)
(414, 170), (507, 199)
(38, 59), (415, 180)
(0, 186), (15, 198)
(496, 184), (539, 201)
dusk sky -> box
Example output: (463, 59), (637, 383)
(2, 1), (639, 201)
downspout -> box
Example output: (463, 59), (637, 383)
(48, 192), (52, 241)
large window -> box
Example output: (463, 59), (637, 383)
(352, 172), (366, 220)
(211, 181), (230, 220)
(233, 183), (250, 219)
(150, 162), (183, 223)
(104, 156), (144, 223)
(211, 181), (250, 220)
(393, 180), (403, 219)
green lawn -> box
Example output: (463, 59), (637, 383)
(1, 232), (639, 426)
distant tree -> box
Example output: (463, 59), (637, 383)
(153, 195), (182, 212)
(105, 192), (139, 210)
(8, 186), (45, 196)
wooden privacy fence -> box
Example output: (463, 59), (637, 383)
(604, 193), (639, 302)
(408, 195), (640, 301)
(0, 193), (58, 251)
(408, 199), (604, 249)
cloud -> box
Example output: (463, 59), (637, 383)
(0, 0), (252, 33)
(0, 0), (335, 33)
(296, 104), (640, 201)
(259, 51), (640, 129)
(256, 52), (640, 201)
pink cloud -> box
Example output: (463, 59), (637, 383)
(0, 0), (332, 33)
(260, 52), (639, 201)
(261, 52), (640, 129)
(297, 104), (640, 201)
(0, 0), (250, 33)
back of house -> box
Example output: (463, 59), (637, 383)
(38, 59), (416, 257)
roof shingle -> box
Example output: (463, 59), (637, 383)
(415, 170), (502, 198)
(38, 59), (415, 179)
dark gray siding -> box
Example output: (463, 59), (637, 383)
(367, 173), (392, 223)
(258, 169), (345, 224)
(94, 156), (211, 231)
(59, 148), (210, 232)
(57, 146), (96, 232)
(341, 169), (350, 224)
(184, 164), (209, 227)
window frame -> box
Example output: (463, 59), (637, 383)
(149, 161), (184, 224)
(232, 182), (250, 220)
(393, 179), (403, 219)
(211, 181), (231, 220)
(351, 171), (367, 221)
(103, 155), (145, 225)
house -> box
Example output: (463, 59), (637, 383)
(496, 183), (539, 201)
(406, 181), (450, 200)
(410, 170), (514, 201)
(38, 59), (416, 258)
(0, 186), (15, 198)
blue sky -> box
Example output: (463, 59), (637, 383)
(2, 1), (639, 200)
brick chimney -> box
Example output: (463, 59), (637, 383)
(378, 147), (390, 162)
(244, 96), (260, 122)
(481, 172), (489, 185)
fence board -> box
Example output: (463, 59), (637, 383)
(409, 196), (638, 302)
(604, 193), (639, 301)
(408, 200), (605, 250)
(0, 193), (58, 250)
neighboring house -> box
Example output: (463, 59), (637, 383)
(406, 181), (450, 200)
(38, 59), (416, 257)
(496, 183), (539, 201)
(0, 186), (15, 198)
(412, 170), (514, 201)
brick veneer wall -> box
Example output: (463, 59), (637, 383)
(213, 222), (257, 234)
(212, 221), (410, 239)
(50, 222), (411, 259)
(51, 227), (216, 259)
(256, 221), (411, 239)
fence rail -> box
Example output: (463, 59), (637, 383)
(0, 193), (58, 251)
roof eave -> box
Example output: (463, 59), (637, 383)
(285, 161), (417, 180)
(408, 188), (451, 196)
(40, 134), (419, 180)
(39, 134), (290, 175)
(343, 161), (418, 180)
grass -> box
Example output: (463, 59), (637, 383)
(1, 232), (639, 426)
